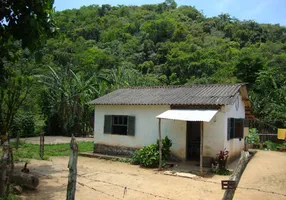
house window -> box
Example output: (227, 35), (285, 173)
(104, 115), (135, 136)
(227, 118), (244, 140)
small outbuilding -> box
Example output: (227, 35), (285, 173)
(89, 84), (254, 167)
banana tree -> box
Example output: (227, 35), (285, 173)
(37, 66), (102, 136)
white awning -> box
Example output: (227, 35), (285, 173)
(156, 109), (218, 122)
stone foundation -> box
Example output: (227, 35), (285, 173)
(227, 151), (241, 164)
(94, 143), (139, 157)
(203, 156), (213, 167)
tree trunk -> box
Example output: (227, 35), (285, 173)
(222, 151), (252, 200)
(66, 136), (78, 200)
(10, 172), (39, 189)
(0, 143), (9, 197)
(0, 161), (7, 197)
(5, 145), (14, 198)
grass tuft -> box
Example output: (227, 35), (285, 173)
(4, 141), (94, 161)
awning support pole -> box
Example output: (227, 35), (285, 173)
(200, 121), (204, 176)
(158, 118), (162, 170)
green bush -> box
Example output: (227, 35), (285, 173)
(11, 113), (35, 138)
(157, 135), (172, 160)
(246, 128), (260, 145)
(260, 141), (286, 151)
(131, 136), (172, 168)
(21, 114), (35, 137)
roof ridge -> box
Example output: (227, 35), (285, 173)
(120, 83), (245, 89)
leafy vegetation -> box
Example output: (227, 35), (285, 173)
(264, 141), (286, 151)
(212, 149), (231, 175)
(214, 168), (232, 176)
(131, 136), (172, 168)
(0, 0), (56, 142)
(1, 0), (286, 139)
(245, 128), (260, 145)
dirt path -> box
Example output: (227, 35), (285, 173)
(15, 150), (286, 200)
(16, 157), (227, 200)
(234, 150), (286, 200)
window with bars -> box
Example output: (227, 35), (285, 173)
(104, 115), (135, 136)
(227, 118), (244, 140)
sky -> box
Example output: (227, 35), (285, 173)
(54, 0), (286, 26)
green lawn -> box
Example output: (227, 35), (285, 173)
(7, 141), (94, 161)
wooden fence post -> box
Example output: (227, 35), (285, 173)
(40, 129), (44, 159)
(222, 151), (252, 200)
(200, 121), (204, 176)
(66, 136), (78, 200)
(16, 130), (20, 150)
(158, 119), (162, 170)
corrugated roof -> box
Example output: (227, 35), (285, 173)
(89, 83), (245, 106)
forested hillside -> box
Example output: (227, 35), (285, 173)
(1, 0), (286, 137)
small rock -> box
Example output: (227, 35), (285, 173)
(13, 185), (23, 194)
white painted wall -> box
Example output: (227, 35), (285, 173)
(94, 95), (246, 161)
(203, 110), (226, 158)
(224, 95), (246, 160)
(94, 105), (187, 159)
(161, 119), (186, 159)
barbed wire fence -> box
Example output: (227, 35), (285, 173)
(6, 136), (286, 199)
(27, 155), (286, 200)
(76, 174), (286, 199)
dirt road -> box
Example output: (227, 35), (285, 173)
(16, 150), (286, 200)
(234, 150), (286, 200)
(17, 157), (226, 200)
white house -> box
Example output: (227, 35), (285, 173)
(89, 84), (254, 167)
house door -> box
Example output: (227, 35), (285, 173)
(186, 121), (201, 161)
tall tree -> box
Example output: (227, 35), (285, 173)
(0, 0), (55, 142)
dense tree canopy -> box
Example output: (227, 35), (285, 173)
(2, 0), (286, 137)
(0, 0), (55, 142)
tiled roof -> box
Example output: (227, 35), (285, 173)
(89, 84), (245, 106)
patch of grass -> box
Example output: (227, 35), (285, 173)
(8, 141), (94, 160)
(214, 168), (232, 176)
(0, 194), (17, 200)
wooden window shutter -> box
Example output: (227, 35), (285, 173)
(104, 115), (112, 134)
(228, 118), (235, 140)
(127, 116), (135, 136)
(235, 119), (244, 138)
(227, 118), (231, 140)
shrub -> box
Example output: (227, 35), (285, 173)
(157, 135), (172, 161)
(131, 136), (172, 168)
(212, 149), (229, 173)
(264, 140), (280, 151)
(246, 128), (260, 145)
(214, 168), (232, 175)
(21, 114), (35, 137)
(11, 113), (35, 138)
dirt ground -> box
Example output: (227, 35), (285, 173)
(15, 150), (286, 200)
(11, 136), (93, 144)
(234, 150), (286, 200)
